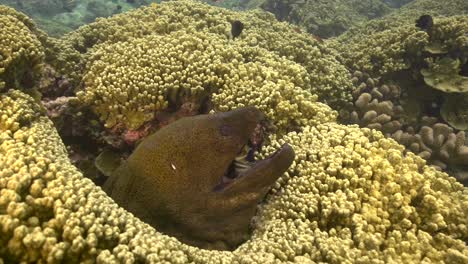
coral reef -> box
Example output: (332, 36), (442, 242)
(0, 0), (79, 36)
(0, 0), (156, 36)
(332, 1), (468, 75)
(58, 0), (352, 104)
(261, 0), (394, 38)
(206, 0), (246, 11)
(383, 0), (414, 8)
(0, 0), (467, 262)
(341, 69), (468, 184)
(77, 31), (223, 130)
(421, 57), (468, 93)
(330, 19), (428, 76)
(334, 1), (468, 184)
(441, 94), (468, 131)
(51, 0), (351, 135)
(77, 30), (335, 133)
(0, 5), (45, 92)
(1, 90), (467, 262)
(0, 0), (77, 17)
(403, 0), (468, 16)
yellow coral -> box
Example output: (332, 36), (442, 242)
(59, 0), (352, 110)
(78, 30), (336, 132)
(1, 90), (466, 263)
(331, 24), (429, 75)
(253, 124), (467, 262)
(0, 90), (43, 132)
(331, 10), (467, 76)
(78, 31), (226, 129)
(0, 5), (45, 91)
(1, 1), (467, 263)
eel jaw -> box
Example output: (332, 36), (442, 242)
(213, 143), (295, 193)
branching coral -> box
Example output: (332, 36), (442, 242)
(331, 23), (429, 76)
(1, 90), (467, 263)
(0, 90), (44, 132)
(77, 31), (226, 129)
(77, 30), (334, 132)
(0, 5), (45, 92)
(56, 0), (352, 108)
(399, 123), (468, 168)
(253, 124), (467, 263)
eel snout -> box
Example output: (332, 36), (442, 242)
(221, 143), (295, 194)
(213, 107), (294, 194)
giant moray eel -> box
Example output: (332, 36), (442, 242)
(103, 107), (295, 250)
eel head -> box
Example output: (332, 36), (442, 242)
(103, 107), (295, 250)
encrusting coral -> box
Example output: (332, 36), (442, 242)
(1, 90), (467, 263)
(0, 5), (45, 92)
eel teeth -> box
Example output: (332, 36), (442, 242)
(226, 145), (255, 179)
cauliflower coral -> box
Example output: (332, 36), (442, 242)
(1, 88), (467, 263)
(0, 5), (45, 92)
(78, 30), (333, 132)
(57, 0), (352, 115)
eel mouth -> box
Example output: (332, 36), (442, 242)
(213, 121), (294, 192)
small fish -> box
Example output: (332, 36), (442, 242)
(231, 20), (244, 39)
(415, 15), (433, 31)
(126, 0), (135, 3)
